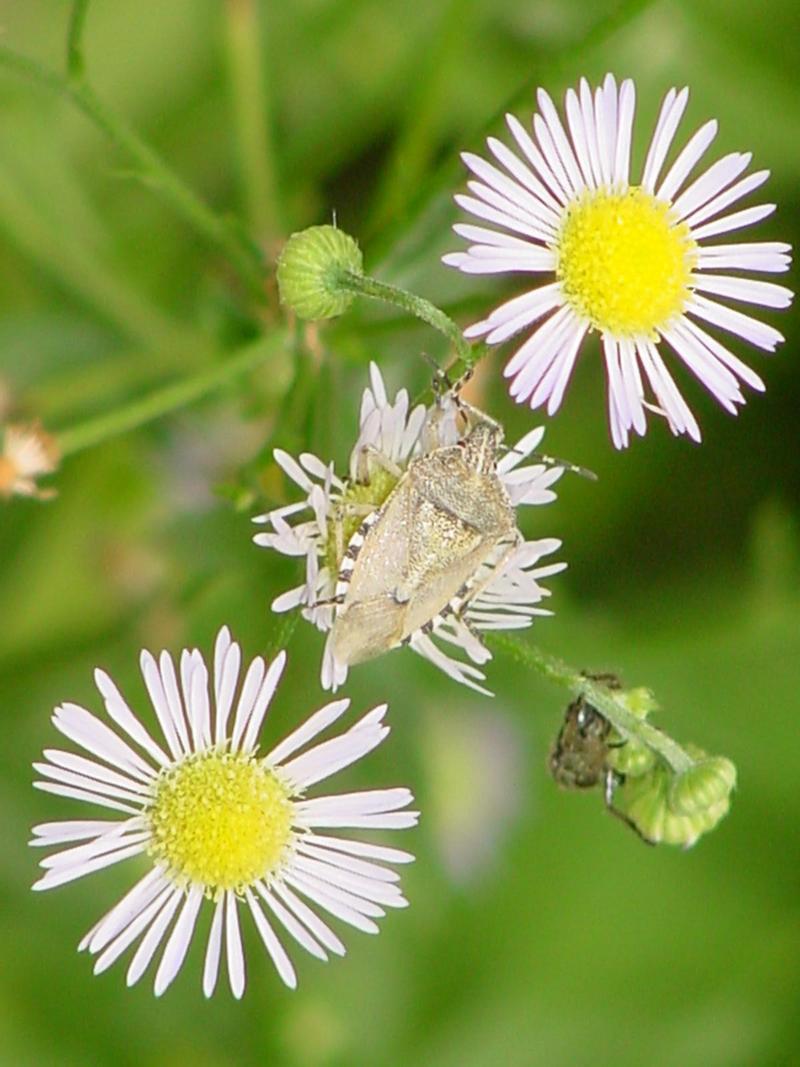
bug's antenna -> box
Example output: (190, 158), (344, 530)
(499, 442), (598, 481)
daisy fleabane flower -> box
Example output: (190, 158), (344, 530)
(0, 421), (59, 500)
(31, 627), (417, 998)
(254, 363), (565, 695)
(444, 74), (793, 448)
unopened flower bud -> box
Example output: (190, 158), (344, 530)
(614, 756), (734, 848)
(276, 225), (363, 320)
(619, 686), (658, 720)
(606, 736), (655, 779)
(669, 756), (737, 816)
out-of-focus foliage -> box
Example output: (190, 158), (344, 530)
(0, 2), (798, 1065)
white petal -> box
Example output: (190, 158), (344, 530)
(225, 891), (246, 999)
(203, 897), (225, 998)
(126, 887), (182, 986)
(157, 650), (191, 756)
(485, 134), (562, 217)
(154, 885), (203, 996)
(613, 79), (636, 184)
(245, 889), (297, 988)
(691, 273), (793, 309)
(53, 702), (154, 782)
(33, 780), (140, 815)
(84, 867), (168, 953)
(657, 120), (717, 203)
(292, 855), (407, 908)
(41, 749), (150, 796)
(296, 840), (401, 883)
(684, 170), (769, 230)
(139, 652), (184, 760)
(301, 834), (415, 865)
(505, 113), (569, 204)
(215, 641), (242, 744)
(242, 651), (288, 753)
(94, 669), (170, 767)
(284, 873), (380, 933)
(255, 882), (327, 961)
(271, 882), (346, 956)
(33, 841), (147, 891)
(461, 151), (559, 227)
(30, 819), (122, 847)
(231, 656), (265, 751)
(281, 725), (388, 790)
(672, 152), (751, 221)
(265, 698), (351, 766)
(691, 203), (775, 241)
(274, 449), (314, 492)
(687, 293), (784, 351)
(93, 884), (175, 975)
(641, 87), (688, 192)
(295, 788), (413, 818)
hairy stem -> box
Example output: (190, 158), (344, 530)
(338, 271), (474, 366)
(224, 0), (282, 237)
(487, 631), (695, 774)
(57, 333), (286, 457)
(67, 0), (91, 78)
(0, 44), (266, 299)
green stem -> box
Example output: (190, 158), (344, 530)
(338, 271), (473, 365)
(487, 631), (695, 774)
(0, 44), (266, 299)
(67, 0), (91, 78)
(57, 332), (286, 457)
(0, 164), (187, 350)
(224, 0), (281, 237)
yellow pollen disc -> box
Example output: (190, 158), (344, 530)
(556, 186), (697, 337)
(148, 751), (293, 892)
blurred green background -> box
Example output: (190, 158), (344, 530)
(1, 1), (798, 1065)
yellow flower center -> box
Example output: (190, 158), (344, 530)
(556, 187), (697, 338)
(148, 751), (293, 892)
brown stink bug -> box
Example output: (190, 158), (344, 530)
(256, 362), (571, 693)
(328, 389), (521, 672)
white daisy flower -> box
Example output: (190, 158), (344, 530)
(444, 74), (793, 447)
(0, 421), (59, 500)
(254, 363), (565, 695)
(31, 626), (417, 998)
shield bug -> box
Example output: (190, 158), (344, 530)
(257, 361), (569, 692)
(328, 385), (522, 671)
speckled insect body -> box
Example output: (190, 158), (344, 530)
(328, 408), (521, 669)
(549, 675), (654, 844)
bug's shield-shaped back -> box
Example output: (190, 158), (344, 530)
(330, 442), (517, 668)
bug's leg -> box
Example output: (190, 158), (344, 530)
(309, 593), (346, 609)
(603, 770), (655, 845)
(424, 534), (522, 650)
(329, 497), (376, 563)
(354, 444), (403, 484)
(581, 671), (622, 689)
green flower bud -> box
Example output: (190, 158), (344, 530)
(276, 225), (363, 320)
(669, 756), (737, 816)
(619, 686), (658, 720)
(606, 736), (655, 779)
(614, 760), (733, 848)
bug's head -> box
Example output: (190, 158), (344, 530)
(460, 417), (503, 473)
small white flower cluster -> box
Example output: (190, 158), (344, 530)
(254, 363), (565, 694)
